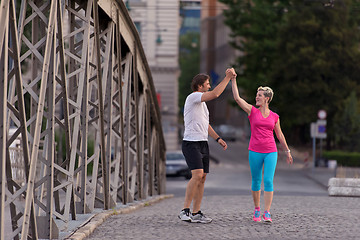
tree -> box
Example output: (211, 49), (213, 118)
(219, 0), (290, 102)
(178, 32), (200, 114)
(271, 0), (360, 145)
(333, 91), (360, 151)
(220, 0), (360, 146)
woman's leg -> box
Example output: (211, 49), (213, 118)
(264, 192), (273, 212)
(263, 152), (278, 211)
(249, 151), (264, 208)
(252, 190), (261, 208)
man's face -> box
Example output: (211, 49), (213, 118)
(198, 79), (211, 92)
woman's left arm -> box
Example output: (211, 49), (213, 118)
(274, 119), (293, 164)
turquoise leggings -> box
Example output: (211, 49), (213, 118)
(248, 151), (277, 192)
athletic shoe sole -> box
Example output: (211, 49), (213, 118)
(178, 215), (191, 222)
(190, 218), (212, 224)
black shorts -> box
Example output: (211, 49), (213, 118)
(182, 140), (210, 173)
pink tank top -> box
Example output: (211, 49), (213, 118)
(248, 106), (279, 153)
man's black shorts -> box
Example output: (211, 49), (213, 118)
(182, 140), (210, 173)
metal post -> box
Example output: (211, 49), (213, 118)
(312, 137), (316, 169)
(319, 138), (323, 163)
(93, 0), (109, 210)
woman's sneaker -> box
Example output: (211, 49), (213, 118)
(253, 209), (261, 222)
(263, 211), (272, 223)
(190, 211), (212, 223)
(178, 208), (191, 222)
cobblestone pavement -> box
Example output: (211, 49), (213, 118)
(86, 195), (360, 240)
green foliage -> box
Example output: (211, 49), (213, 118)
(55, 130), (95, 175)
(219, 0), (290, 102)
(271, 0), (360, 144)
(333, 91), (360, 151)
(219, 0), (360, 146)
(178, 32), (200, 114)
(323, 150), (360, 167)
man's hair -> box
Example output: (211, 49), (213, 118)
(257, 86), (274, 103)
(191, 73), (210, 91)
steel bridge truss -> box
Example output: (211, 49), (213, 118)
(0, 0), (166, 239)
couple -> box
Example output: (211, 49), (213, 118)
(178, 68), (293, 224)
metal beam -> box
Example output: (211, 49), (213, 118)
(1, 0), (166, 238)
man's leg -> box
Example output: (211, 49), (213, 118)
(183, 169), (204, 209)
(192, 173), (207, 213)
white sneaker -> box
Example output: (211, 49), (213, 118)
(178, 209), (191, 222)
(190, 211), (212, 223)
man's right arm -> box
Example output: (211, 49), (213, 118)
(201, 68), (235, 102)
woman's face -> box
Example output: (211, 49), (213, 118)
(255, 90), (268, 106)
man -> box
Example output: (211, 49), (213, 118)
(178, 68), (236, 223)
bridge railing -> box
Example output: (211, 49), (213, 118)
(0, 0), (166, 239)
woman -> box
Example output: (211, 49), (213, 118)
(231, 77), (293, 223)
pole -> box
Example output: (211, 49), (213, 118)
(312, 137), (316, 169)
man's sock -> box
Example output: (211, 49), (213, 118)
(192, 211), (201, 216)
(182, 208), (190, 213)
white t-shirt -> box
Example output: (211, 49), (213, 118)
(183, 92), (209, 141)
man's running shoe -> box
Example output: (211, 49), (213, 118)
(190, 211), (212, 223)
(263, 211), (272, 223)
(178, 208), (191, 222)
(253, 209), (261, 222)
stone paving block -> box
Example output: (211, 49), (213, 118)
(85, 195), (360, 240)
(328, 177), (360, 197)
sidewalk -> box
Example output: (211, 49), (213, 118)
(302, 166), (336, 189)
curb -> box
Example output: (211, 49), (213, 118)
(64, 194), (174, 240)
(328, 178), (360, 197)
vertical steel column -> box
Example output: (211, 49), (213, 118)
(93, 0), (110, 210)
(21, 0), (57, 238)
(65, 0), (92, 221)
(115, 12), (126, 204)
(133, 42), (142, 200)
(122, 53), (132, 203)
(8, 0), (37, 238)
(145, 90), (152, 197)
(0, 3), (9, 238)
(36, 20), (56, 238)
(101, 23), (116, 208)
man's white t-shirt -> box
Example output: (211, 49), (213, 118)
(183, 92), (209, 141)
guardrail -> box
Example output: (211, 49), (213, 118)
(0, 0), (166, 239)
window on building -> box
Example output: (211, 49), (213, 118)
(182, 17), (200, 28)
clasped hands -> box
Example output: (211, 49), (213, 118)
(226, 68), (237, 79)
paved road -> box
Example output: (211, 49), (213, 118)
(86, 140), (360, 240)
(86, 195), (359, 240)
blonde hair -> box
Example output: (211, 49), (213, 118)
(257, 86), (274, 103)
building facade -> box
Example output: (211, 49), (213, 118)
(126, 0), (180, 150)
(200, 0), (248, 135)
